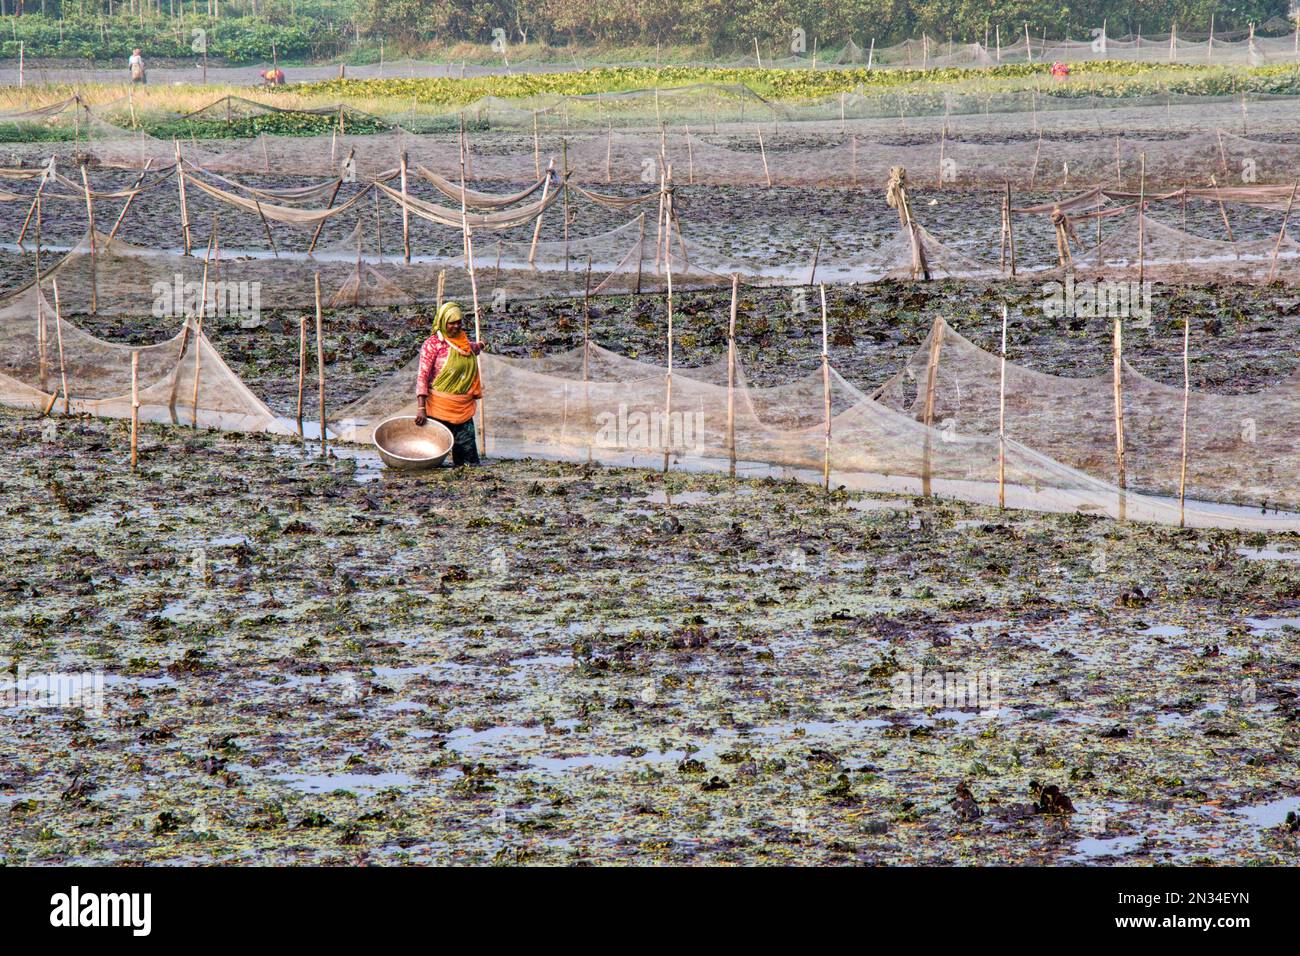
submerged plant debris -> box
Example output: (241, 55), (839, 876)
(3, 119), (1300, 866)
(2, 404), (1300, 865)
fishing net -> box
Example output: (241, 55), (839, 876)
(0, 282), (289, 434)
(327, 337), (1300, 532)
(875, 317), (1300, 514)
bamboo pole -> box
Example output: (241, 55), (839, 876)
(315, 273), (326, 458)
(174, 140), (191, 255)
(308, 148), (352, 254)
(1003, 180), (1013, 274)
(1209, 175), (1234, 243)
(998, 304), (1008, 509)
(634, 212), (646, 294)
(1267, 180), (1299, 283)
(400, 148), (411, 264)
(606, 124), (613, 183)
(108, 159), (152, 240)
(436, 270), (446, 311)
(80, 164), (98, 314)
(130, 350), (139, 470)
(819, 283), (831, 492)
(583, 255), (592, 462)
(17, 161), (50, 247)
(1178, 312), (1190, 527)
(51, 277), (68, 416)
(533, 110), (541, 180)
(920, 317), (945, 498)
(756, 126), (772, 188)
(662, 179), (675, 474)
(808, 239), (822, 286)
(727, 273), (738, 478)
(33, 192), (41, 285)
(653, 167), (666, 274)
(527, 158), (555, 266)
(34, 250), (47, 391)
(998, 183), (1008, 273)
(189, 226), (217, 428)
(1137, 153), (1146, 286)
(561, 138), (571, 271)
(1113, 315), (1126, 521)
(685, 124), (695, 184)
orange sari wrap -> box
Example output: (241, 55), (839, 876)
(425, 373), (482, 424)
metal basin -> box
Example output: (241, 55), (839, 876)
(372, 416), (454, 470)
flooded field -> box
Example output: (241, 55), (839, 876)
(2, 403), (1300, 864)
(3, 115), (1300, 868)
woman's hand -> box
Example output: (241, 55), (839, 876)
(414, 410), (427, 427)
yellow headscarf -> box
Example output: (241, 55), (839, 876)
(429, 301), (479, 399)
(433, 301), (464, 338)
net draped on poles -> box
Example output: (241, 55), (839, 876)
(0, 283), (290, 434)
(3, 232), (1299, 530)
(326, 339), (1300, 532)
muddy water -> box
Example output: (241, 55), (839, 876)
(2, 407), (1299, 864)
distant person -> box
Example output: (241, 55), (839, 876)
(129, 49), (146, 84)
(260, 67), (286, 86)
(1050, 61), (1070, 79)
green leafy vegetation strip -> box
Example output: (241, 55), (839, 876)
(297, 62), (1300, 107)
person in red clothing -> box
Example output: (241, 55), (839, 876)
(414, 302), (487, 465)
(260, 67), (286, 86)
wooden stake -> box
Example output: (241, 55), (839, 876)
(1113, 315), (1126, 521)
(315, 272), (326, 458)
(1209, 175), (1234, 243)
(756, 125), (772, 187)
(175, 140), (192, 255)
(400, 149), (411, 263)
(808, 239), (822, 286)
(51, 277), (69, 416)
(528, 158), (555, 265)
(295, 312), (306, 437)
(998, 304), (1008, 508)
(561, 138), (571, 271)
(583, 255), (592, 462)
(108, 159), (152, 240)
(130, 350), (139, 470)
(819, 283), (831, 492)
(1137, 152), (1146, 286)
(436, 270), (446, 311)
(920, 317), (945, 498)
(1003, 180), (1013, 274)
(80, 164), (98, 314)
(662, 182), (675, 474)
(17, 161), (49, 247)
(634, 212), (646, 294)
(1178, 312), (1190, 527)
(533, 110), (541, 180)
(190, 226), (217, 428)
(308, 148), (352, 254)
(1267, 180), (1298, 282)
(727, 273), (738, 478)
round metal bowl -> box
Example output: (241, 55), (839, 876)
(372, 416), (454, 471)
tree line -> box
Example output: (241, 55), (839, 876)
(354, 1), (1291, 51)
